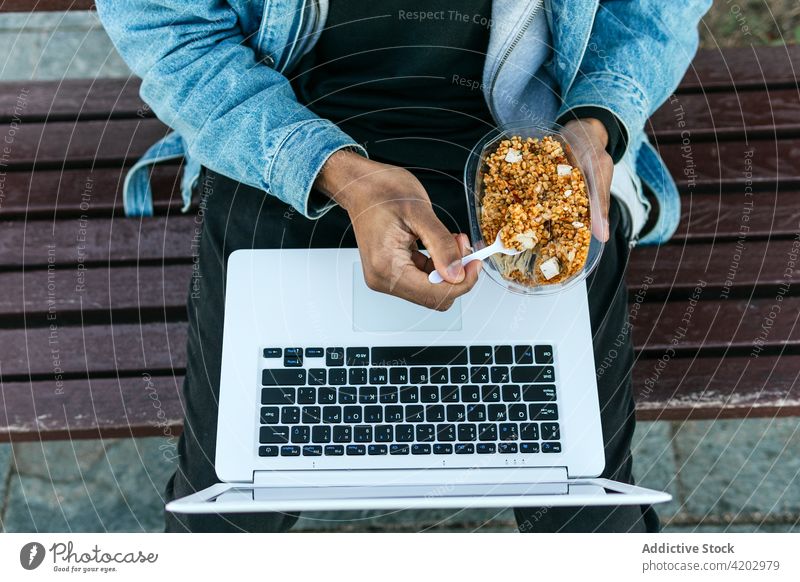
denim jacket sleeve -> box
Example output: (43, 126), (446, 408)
(557, 0), (712, 157)
(95, 0), (365, 219)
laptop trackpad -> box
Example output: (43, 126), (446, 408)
(352, 263), (462, 332)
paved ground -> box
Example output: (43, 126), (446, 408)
(1, 10), (798, 534)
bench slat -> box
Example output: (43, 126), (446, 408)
(678, 46), (800, 92)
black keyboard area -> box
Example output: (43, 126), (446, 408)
(258, 345), (561, 458)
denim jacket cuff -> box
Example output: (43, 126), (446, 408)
(266, 119), (367, 219)
(557, 71), (650, 161)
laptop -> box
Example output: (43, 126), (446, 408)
(166, 248), (670, 513)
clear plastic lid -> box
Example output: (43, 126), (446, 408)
(464, 122), (607, 296)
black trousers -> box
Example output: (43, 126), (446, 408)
(164, 167), (661, 533)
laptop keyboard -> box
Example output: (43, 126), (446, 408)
(258, 345), (561, 458)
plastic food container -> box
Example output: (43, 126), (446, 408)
(464, 122), (606, 296)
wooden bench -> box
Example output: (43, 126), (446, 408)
(0, 3), (798, 442)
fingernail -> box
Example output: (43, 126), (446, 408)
(447, 260), (465, 283)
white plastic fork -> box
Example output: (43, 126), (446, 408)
(428, 232), (522, 284)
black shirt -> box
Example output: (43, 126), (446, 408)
(291, 0), (496, 174)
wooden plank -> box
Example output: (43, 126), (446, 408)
(0, 1), (94, 12)
(0, 375), (184, 442)
(0, 322), (187, 379)
(633, 355), (800, 421)
(678, 46), (800, 92)
(648, 89), (800, 142)
(0, 79), (149, 122)
(0, 165), (183, 218)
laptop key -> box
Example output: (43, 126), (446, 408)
(364, 405), (383, 423)
(425, 404), (445, 423)
(389, 367), (409, 384)
(534, 345), (554, 364)
(390, 444), (410, 455)
(354, 426), (372, 442)
(263, 348), (282, 358)
(261, 387), (296, 405)
(301, 406), (321, 424)
(280, 445), (300, 456)
(319, 387), (337, 404)
(346, 348), (369, 366)
(481, 384), (501, 402)
(346, 444), (366, 456)
(260, 426), (289, 444)
(446, 405), (465, 422)
(541, 422), (560, 440)
(302, 445), (322, 456)
(477, 443), (496, 454)
(322, 406), (342, 423)
(285, 347), (302, 357)
(284, 354), (302, 367)
(375, 425), (393, 442)
(259, 445), (279, 457)
(450, 367), (469, 384)
(502, 385), (521, 402)
(440, 385), (459, 402)
(412, 444), (431, 455)
(338, 387), (357, 404)
(436, 423), (456, 442)
(325, 445), (344, 456)
(508, 404), (528, 421)
(298, 388), (316, 404)
(430, 367), (449, 383)
(371, 346), (468, 366)
(487, 404), (507, 421)
(410, 367), (429, 384)
(305, 347), (324, 358)
(457, 424), (476, 441)
(260, 406), (279, 424)
(490, 366), (510, 383)
(470, 366), (490, 384)
(455, 443), (474, 454)
(369, 368), (388, 384)
(478, 423), (497, 441)
(434, 443), (453, 455)
(405, 405), (424, 423)
(349, 368), (368, 385)
(328, 369), (347, 385)
(385, 406), (404, 423)
(312, 425), (331, 443)
(395, 424), (414, 442)
(326, 347), (345, 367)
(333, 426), (352, 442)
(520, 442), (540, 453)
(262, 369), (306, 386)
(514, 345), (534, 364)
(281, 407), (300, 424)
(343, 405), (362, 423)
(467, 404), (486, 422)
(542, 442), (561, 453)
(420, 386), (439, 403)
(521, 423), (539, 440)
(461, 385), (480, 402)
(368, 444), (388, 455)
(495, 345), (513, 364)
(530, 403), (559, 421)
(499, 423), (519, 440)
(469, 345), (493, 365)
(522, 384), (557, 402)
(499, 442), (518, 454)
(359, 386), (378, 403)
(400, 386), (419, 403)
(416, 424), (436, 442)
(379, 386), (399, 403)
(511, 366), (555, 383)
(291, 426), (310, 443)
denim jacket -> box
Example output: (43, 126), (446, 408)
(97, 0), (710, 245)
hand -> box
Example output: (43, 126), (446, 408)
(563, 118), (613, 242)
(314, 150), (481, 310)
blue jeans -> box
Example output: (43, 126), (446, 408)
(164, 167), (660, 533)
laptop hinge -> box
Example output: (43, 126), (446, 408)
(252, 466), (569, 488)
